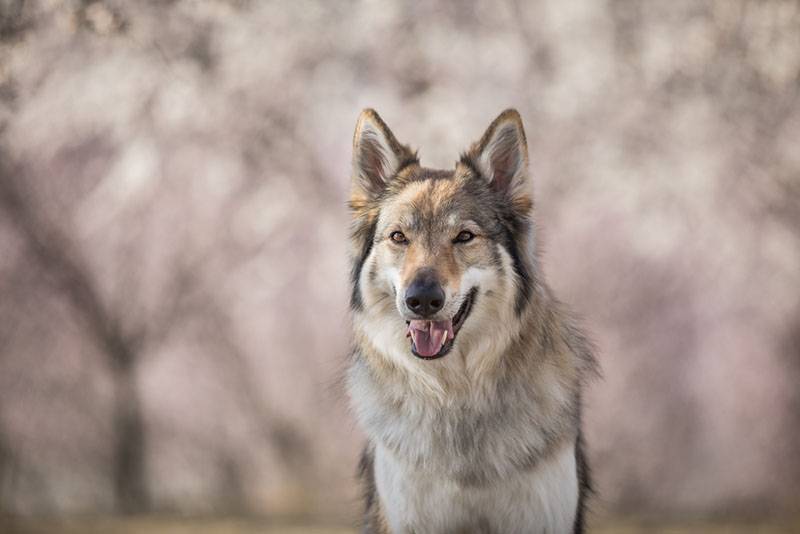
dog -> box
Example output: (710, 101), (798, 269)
(346, 108), (598, 534)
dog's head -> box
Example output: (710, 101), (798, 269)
(349, 109), (534, 364)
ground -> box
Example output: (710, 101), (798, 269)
(2, 516), (799, 534)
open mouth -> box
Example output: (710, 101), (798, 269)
(405, 288), (477, 360)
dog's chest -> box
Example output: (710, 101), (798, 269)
(374, 441), (578, 534)
(355, 375), (563, 484)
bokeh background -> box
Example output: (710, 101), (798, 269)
(1, 0), (799, 532)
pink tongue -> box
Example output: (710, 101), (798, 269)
(407, 320), (454, 357)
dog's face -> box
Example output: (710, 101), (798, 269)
(350, 109), (534, 365)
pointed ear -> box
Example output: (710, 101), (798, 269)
(464, 109), (529, 196)
(352, 109), (416, 200)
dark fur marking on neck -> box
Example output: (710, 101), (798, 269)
(350, 218), (378, 310)
(500, 219), (533, 315)
(573, 419), (592, 533)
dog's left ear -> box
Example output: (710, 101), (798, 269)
(464, 109), (529, 197)
(351, 109), (417, 201)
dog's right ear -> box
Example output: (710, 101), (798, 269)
(351, 109), (416, 201)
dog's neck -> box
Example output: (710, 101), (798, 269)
(347, 291), (584, 484)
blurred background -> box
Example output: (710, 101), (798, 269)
(1, 0), (799, 532)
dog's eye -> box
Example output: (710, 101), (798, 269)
(454, 230), (475, 244)
(390, 231), (408, 244)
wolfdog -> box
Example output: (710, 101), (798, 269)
(346, 108), (598, 534)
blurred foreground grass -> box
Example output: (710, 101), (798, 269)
(2, 516), (800, 534)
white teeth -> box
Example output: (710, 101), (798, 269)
(440, 333), (447, 349)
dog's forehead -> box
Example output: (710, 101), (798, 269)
(385, 170), (475, 230)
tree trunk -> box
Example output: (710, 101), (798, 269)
(0, 169), (150, 514)
(112, 360), (148, 513)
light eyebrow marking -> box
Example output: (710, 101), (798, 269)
(461, 219), (480, 231)
(397, 215), (413, 228)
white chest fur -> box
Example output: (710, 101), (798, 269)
(374, 441), (578, 534)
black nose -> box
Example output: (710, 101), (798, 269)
(405, 270), (445, 317)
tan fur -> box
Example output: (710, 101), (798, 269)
(347, 109), (597, 534)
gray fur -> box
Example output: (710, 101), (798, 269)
(347, 108), (598, 534)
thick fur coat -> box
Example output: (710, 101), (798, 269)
(346, 109), (598, 534)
